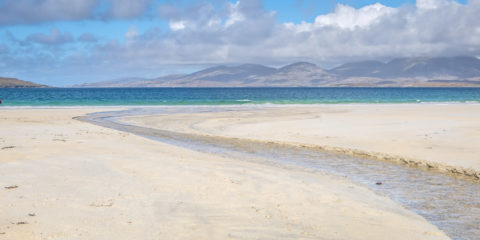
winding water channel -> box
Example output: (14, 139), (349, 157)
(79, 107), (480, 240)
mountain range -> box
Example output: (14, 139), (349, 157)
(74, 56), (480, 87)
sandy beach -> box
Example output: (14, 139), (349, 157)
(3, 0), (480, 238)
(0, 107), (449, 239)
(121, 104), (480, 178)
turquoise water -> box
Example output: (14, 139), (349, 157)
(0, 87), (479, 106)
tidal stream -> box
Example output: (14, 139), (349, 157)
(78, 107), (480, 240)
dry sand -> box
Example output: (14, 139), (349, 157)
(0, 108), (448, 239)
(122, 104), (480, 178)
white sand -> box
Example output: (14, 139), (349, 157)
(122, 104), (480, 177)
(0, 108), (447, 239)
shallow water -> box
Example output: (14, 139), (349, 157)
(1, 87), (480, 106)
(80, 107), (480, 240)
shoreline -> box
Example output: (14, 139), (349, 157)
(1, 101), (480, 108)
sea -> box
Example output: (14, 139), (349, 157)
(0, 87), (479, 106)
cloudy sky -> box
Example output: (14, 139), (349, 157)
(0, 0), (478, 86)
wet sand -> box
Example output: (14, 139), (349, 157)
(0, 108), (447, 239)
(121, 104), (480, 179)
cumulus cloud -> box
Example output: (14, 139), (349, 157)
(169, 21), (186, 31)
(313, 3), (395, 29)
(416, 0), (446, 9)
(26, 28), (74, 45)
(0, 0), (154, 25)
(225, 2), (245, 27)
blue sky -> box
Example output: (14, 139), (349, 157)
(0, 0), (476, 86)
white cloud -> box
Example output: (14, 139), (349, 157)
(169, 21), (186, 31)
(225, 2), (245, 27)
(314, 3), (395, 29)
(416, 0), (446, 9)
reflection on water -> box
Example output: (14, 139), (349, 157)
(80, 107), (480, 240)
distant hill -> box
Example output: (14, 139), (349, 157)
(77, 56), (480, 87)
(0, 77), (48, 88)
(75, 77), (159, 88)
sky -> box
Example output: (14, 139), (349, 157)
(0, 0), (478, 86)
